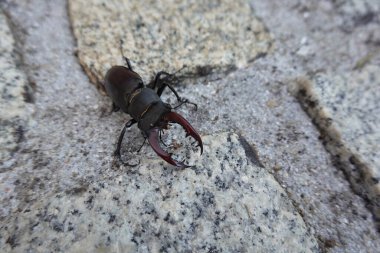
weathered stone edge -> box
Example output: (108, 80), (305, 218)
(295, 77), (380, 228)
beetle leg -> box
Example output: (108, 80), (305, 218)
(124, 57), (133, 71)
(114, 119), (137, 158)
(172, 97), (198, 110)
(149, 66), (186, 90)
(136, 138), (147, 153)
(156, 82), (198, 110)
(148, 128), (190, 168)
(163, 111), (203, 154)
(148, 68), (196, 110)
(149, 71), (171, 89)
(119, 39), (133, 70)
(112, 102), (120, 112)
(159, 130), (169, 147)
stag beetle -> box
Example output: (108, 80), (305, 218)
(104, 57), (203, 168)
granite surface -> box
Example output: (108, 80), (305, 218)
(0, 132), (319, 252)
(177, 66), (380, 251)
(68, 0), (273, 89)
(0, 10), (32, 171)
(296, 65), (380, 221)
(1, 0), (380, 252)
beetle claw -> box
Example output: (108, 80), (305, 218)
(163, 111), (203, 154)
(147, 112), (202, 168)
(148, 127), (190, 168)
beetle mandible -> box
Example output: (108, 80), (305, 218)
(104, 56), (203, 168)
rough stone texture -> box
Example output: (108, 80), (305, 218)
(250, 0), (380, 74)
(0, 132), (319, 252)
(0, 0), (106, 230)
(68, 0), (273, 89)
(1, 0), (380, 253)
(248, 1), (380, 250)
(0, 10), (32, 171)
(296, 66), (380, 221)
(180, 66), (380, 252)
(0, 1), (318, 252)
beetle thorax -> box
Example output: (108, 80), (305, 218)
(127, 88), (171, 132)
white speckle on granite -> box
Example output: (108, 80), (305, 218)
(68, 0), (273, 89)
(296, 65), (380, 221)
(0, 132), (319, 252)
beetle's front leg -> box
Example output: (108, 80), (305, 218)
(159, 83), (198, 110)
(148, 71), (171, 90)
(172, 97), (198, 110)
(114, 119), (137, 158)
(149, 69), (197, 110)
(111, 102), (120, 113)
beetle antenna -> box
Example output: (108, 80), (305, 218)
(119, 39), (133, 70)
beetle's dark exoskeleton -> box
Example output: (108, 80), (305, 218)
(104, 57), (203, 168)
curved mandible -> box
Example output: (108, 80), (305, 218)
(147, 128), (189, 168)
(163, 112), (203, 154)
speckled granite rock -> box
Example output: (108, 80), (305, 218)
(177, 65), (380, 252)
(296, 65), (380, 221)
(0, 132), (319, 252)
(68, 0), (273, 89)
(0, 10), (32, 171)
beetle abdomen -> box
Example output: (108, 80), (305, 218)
(104, 66), (143, 112)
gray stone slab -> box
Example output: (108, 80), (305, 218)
(178, 65), (380, 252)
(0, 132), (319, 252)
(1, 0), (380, 253)
(68, 0), (273, 90)
(296, 65), (380, 221)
